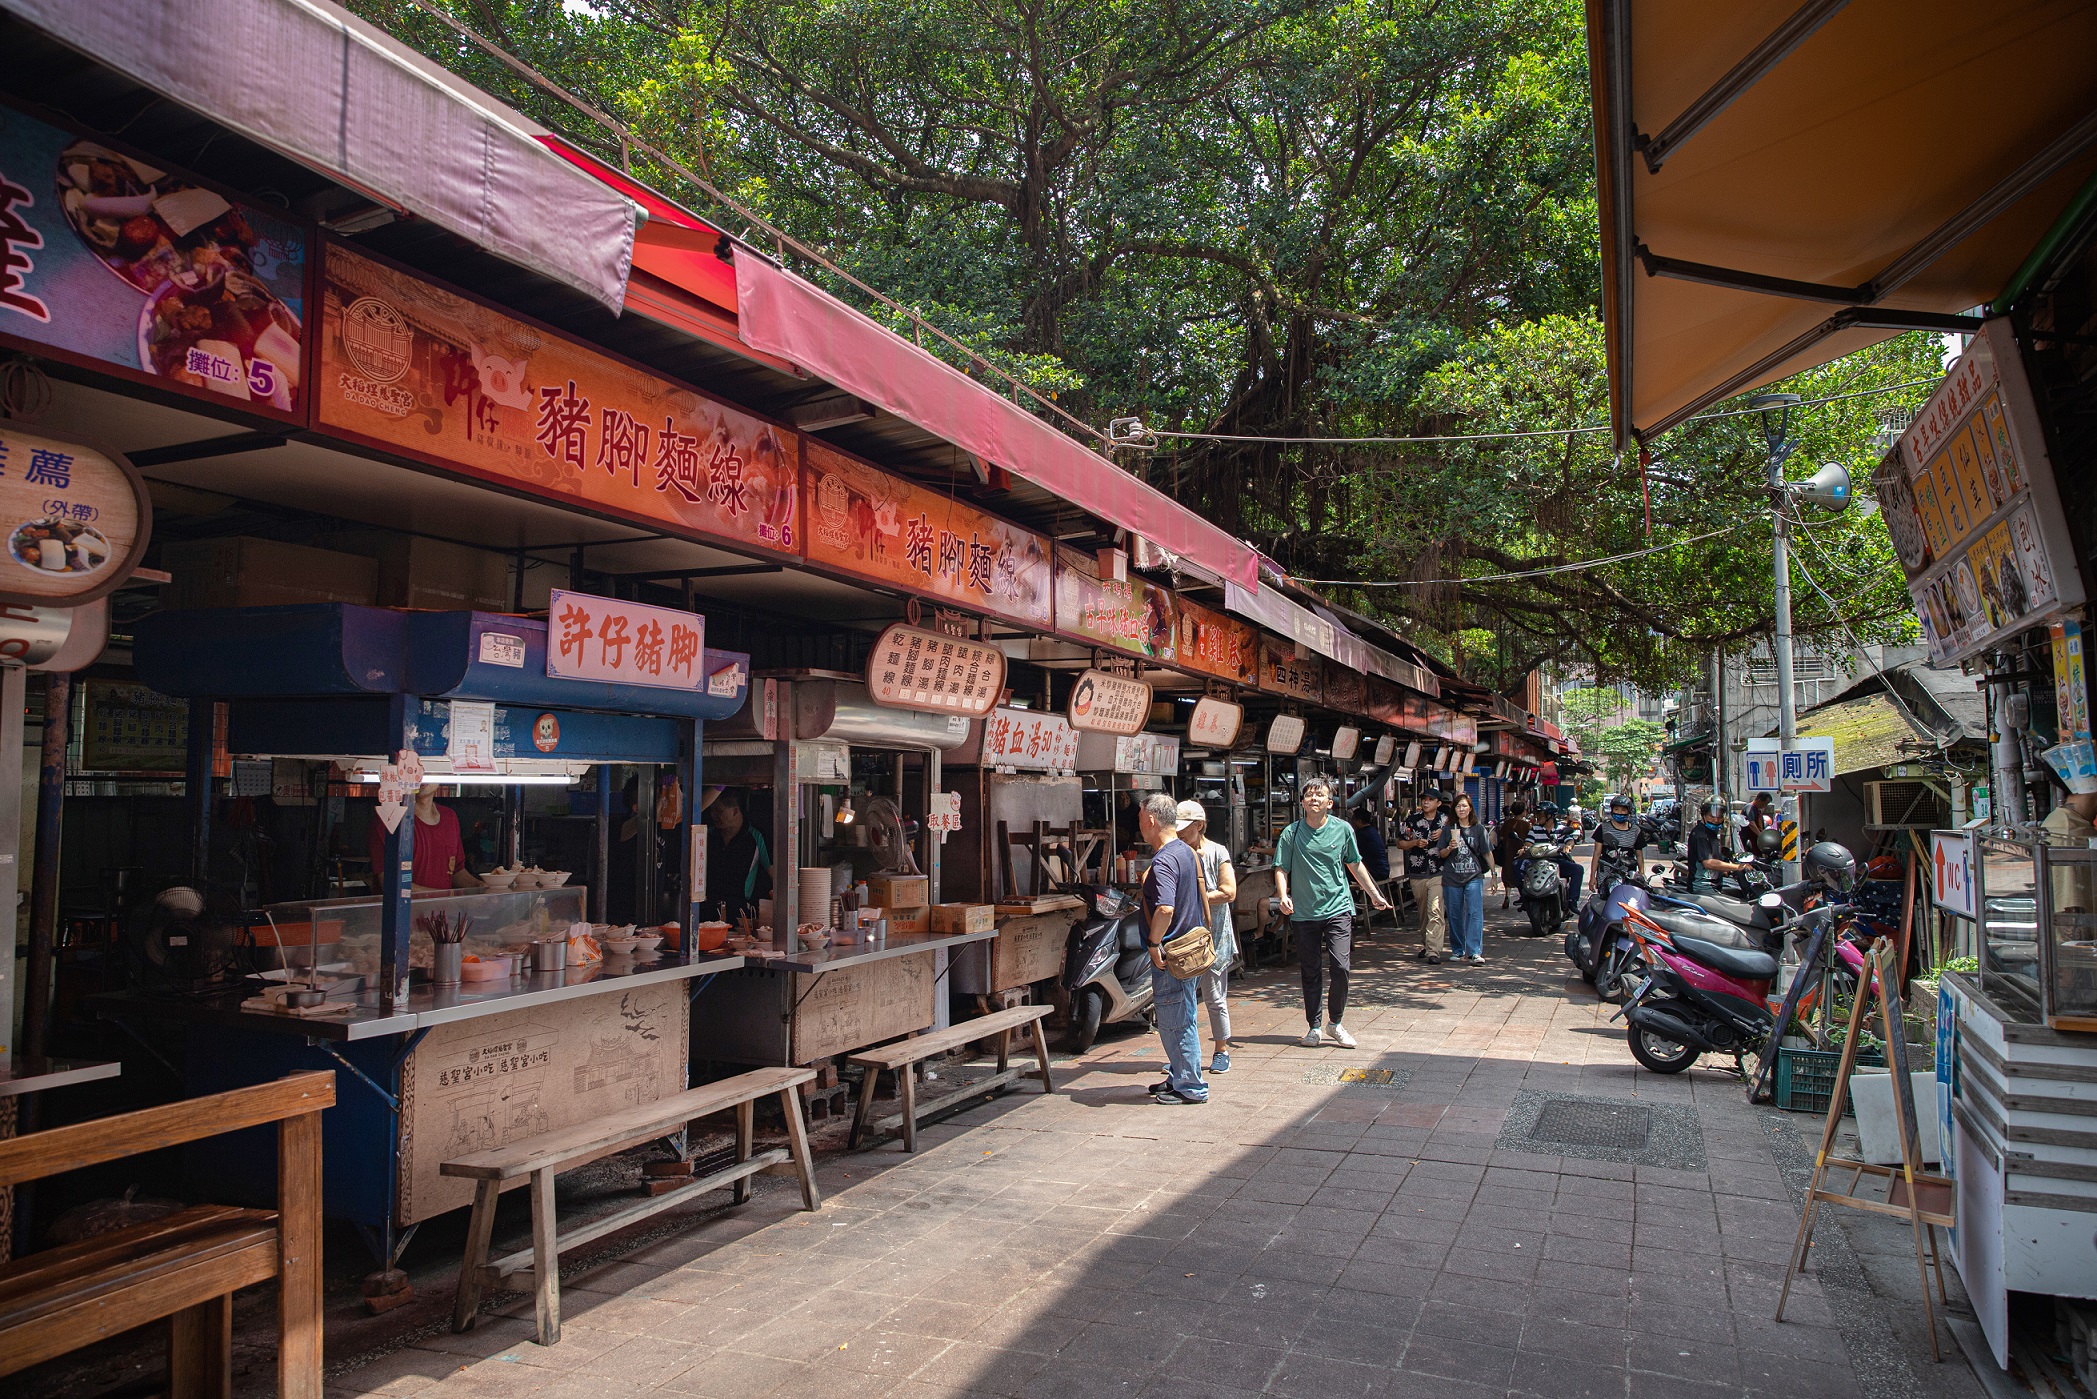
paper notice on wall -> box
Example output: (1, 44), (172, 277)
(449, 700), (496, 774)
(375, 762), (407, 833)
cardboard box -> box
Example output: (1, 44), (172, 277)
(929, 903), (994, 934)
(327, 531), (511, 612)
(868, 873), (928, 909)
(164, 537), (378, 610)
(884, 906), (931, 935)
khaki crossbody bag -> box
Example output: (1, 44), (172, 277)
(1159, 845), (1218, 980)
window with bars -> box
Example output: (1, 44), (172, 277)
(1746, 652), (1836, 686)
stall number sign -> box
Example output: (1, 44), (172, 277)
(928, 791), (963, 841)
(546, 589), (705, 692)
(1188, 696), (1243, 749)
(981, 707), (1080, 772)
(866, 622), (1004, 717)
(1068, 668), (1150, 735)
(1931, 831), (1976, 919)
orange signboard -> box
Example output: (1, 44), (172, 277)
(316, 243), (798, 554)
(1175, 597), (1257, 685)
(802, 439), (1052, 627)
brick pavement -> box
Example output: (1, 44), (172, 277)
(329, 898), (1984, 1399)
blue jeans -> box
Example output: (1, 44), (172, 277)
(1151, 966), (1209, 1100)
(1445, 877), (1485, 957)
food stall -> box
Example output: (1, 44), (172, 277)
(688, 652), (1000, 1066)
(95, 602), (751, 1280)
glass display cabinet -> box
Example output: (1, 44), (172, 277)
(1974, 835), (2097, 1032)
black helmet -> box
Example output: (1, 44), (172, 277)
(1537, 801), (1560, 817)
(1802, 841), (1856, 894)
(1754, 826), (1783, 856)
(1609, 793), (1634, 814)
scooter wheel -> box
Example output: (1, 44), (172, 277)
(1628, 1022), (1700, 1074)
(1069, 987), (1105, 1052)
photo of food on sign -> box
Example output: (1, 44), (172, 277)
(0, 424), (146, 606)
(0, 110), (307, 416)
(9, 514), (109, 577)
(318, 244), (800, 555)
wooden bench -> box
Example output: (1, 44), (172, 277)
(0, 1071), (334, 1399)
(444, 1065), (820, 1346)
(848, 1004), (1054, 1152)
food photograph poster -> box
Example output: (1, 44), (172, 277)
(0, 104), (308, 419)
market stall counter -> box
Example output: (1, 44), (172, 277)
(100, 603), (751, 1281)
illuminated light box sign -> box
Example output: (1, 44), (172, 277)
(1188, 696), (1243, 748)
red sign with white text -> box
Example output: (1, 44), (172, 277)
(545, 589), (706, 692)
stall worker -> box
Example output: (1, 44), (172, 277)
(367, 783), (483, 891)
(702, 786), (774, 925)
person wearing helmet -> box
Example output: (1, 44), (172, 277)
(1591, 793), (1646, 890)
(1686, 797), (1748, 894)
(1800, 841), (1856, 895)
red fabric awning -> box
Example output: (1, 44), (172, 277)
(733, 255), (1260, 588)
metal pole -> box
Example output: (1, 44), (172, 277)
(378, 693), (414, 1012)
(1711, 645), (1727, 805)
(0, 665), (25, 1076)
(1772, 472), (1801, 880)
(21, 671), (69, 1062)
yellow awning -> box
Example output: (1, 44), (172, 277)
(1588, 0), (2097, 444)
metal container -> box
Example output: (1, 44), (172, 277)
(531, 937), (567, 973)
(433, 942), (464, 985)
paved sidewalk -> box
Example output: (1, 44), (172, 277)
(330, 900), (1984, 1399)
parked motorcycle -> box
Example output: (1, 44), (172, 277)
(1061, 884), (1154, 1050)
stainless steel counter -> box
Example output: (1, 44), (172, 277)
(96, 951), (746, 1042)
(742, 928), (998, 974)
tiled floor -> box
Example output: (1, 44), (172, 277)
(328, 897), (1984, 1399)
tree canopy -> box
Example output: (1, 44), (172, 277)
(350, 0), (1934, 694)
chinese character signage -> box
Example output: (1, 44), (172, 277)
(1175, 598), (1256, 684)
(979, 706), (1080, 772)
(318, 244), (798, 556)
(1332, 726), (1361, 761)
(545, 589), (706, 692)
(1875, 318), (2084, 666)
(1113, 732), (1180, 775)
(1364, 677), (1478, 746)
(0, 423), (150, 606)
(1323, 666), (1366, 717)
(804, 440), (1052, 628)
(1068, 669), (1151, 736)
(1052, 544), (1177, 660)
(1188, 696), (1243, 748)
(0, 106), (308, 421)
(1779, 737), (1833, 793)
(865, 622), (1005, 717)
(1259, 636), (1324, 703)
(2042, 619), (2097, 793)
(1266, 714), (1306, 755)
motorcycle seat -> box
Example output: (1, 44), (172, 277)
(1673, 935), (1778, 983)
(1644, 906), (1749, 947)
(1687, 892), (1771, 929)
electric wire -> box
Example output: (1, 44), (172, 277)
(1781, 504), (1944, 750)
(1293, 523), (1746, 587)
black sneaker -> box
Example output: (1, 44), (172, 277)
(1148, 1079), (1171, 1095)
(1152, 1088), (1206, 1104)
(1426, 954), (1441, 965)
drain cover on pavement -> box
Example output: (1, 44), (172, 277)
(1495, 1088), (1705, 1171)
(1531, 1099), (1651, 1149)
(1301, 1065), (1412, 1089)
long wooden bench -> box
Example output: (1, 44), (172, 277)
(848, 1003), (1054, 1152)
(0, 1071), (334, 1399)
(444, 1065), (820, 1346)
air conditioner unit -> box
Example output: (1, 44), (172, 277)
(1864, 779), (1948, 830)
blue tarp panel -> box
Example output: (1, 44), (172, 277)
(226, 698), (682, 762)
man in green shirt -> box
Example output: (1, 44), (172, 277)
(1275, 778), (1391, 1047)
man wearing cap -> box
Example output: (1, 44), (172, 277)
(1398, 788), (1453, 964)
(1176, 799), (1238, 1073)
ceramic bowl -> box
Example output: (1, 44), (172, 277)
(540, 870), (572, 887)
(480, 870), (517, 890)
(602, 937), (640, 956)
(631, 933), (663, 952)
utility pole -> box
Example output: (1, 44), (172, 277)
(1753, 393), (1804, 882)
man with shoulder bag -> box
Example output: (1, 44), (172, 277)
(1138, 791), (1212, 1104)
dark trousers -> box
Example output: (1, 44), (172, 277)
(1292, 915), (1353, 1026)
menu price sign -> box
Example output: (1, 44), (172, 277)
(866, 622), (1005, 718)
(319, 244), (799, 556)
(1114, 732), (1180, 775)
(0, 106), (309, 421)
(980, 706), (1080, 772)
(1068, 669), (1151, 735)
(546, 589), (706, 692)
(1188, 696), (1243, 748)
(1875, 318), (2083, 665)
(805, 440), (1052, 628)
(2043, 619), (2097, 793)
(0, 424), (151, 607)
(1266, 714), (1306, 755)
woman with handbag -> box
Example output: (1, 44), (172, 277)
(1176, 800), (1238, 1074)
(1438, 792), (1494, 964)
(1138, 792), (1212, 1104)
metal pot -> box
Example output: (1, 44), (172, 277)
(531, 938), (567, 973)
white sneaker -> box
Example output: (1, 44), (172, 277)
(1326, 1022), (1357, 1049)
(1299, 1025), (1326, 1047)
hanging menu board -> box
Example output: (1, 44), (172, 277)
(803, 440), (1053, 627)
(1874, 318), (2083, 666)
(1067, 669), (1151, 735)
(0, 105), (310, 423)
(979, 706), (1080, 772)
(865, 622), (1004, 717)
(317, 243), (799, 555)
(1052, 544), (1177, 661)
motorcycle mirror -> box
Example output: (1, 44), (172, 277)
(1757, 891), (1784, 910)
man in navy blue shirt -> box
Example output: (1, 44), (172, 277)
(1140, 791), (1209, 1104)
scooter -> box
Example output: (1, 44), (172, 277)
(1515, 835), (1581, 938)
(1060, 884), (1154, 1051)
(1617, 903), (1849, 1075)
(1568, 846), (1646, 977)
